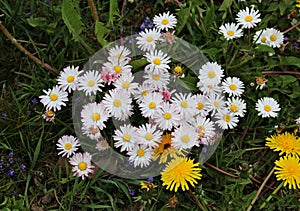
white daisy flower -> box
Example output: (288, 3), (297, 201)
(82, 124), (102, 141)
(193, 94), (210, 117)
(102, 89), (132, 121)
(39, 85), (68, 112)
(216, 111), (239, 130)
(236, 7), (261, 29)
(136, 123), (162, 149)
(198, 62), (224, 86)
(69, 152), (94, 180)
(56, 135), (80, 158)
(222, 77), (245, 97)
(255, 97), (281, 118)
(253, 29), (268, 45)
(95, 139), (110, 151)
(172, 93), (196, 120)
(139, 92), (163, 118)
(113, 124), (137, 152)
(207, 94), (226, 116)
(144, 50), (171, 72)
(81, 102), (110, 130)
(219, 23), (243, 40)
(265, 28), (284, 48)
(127, 145), (153, 168)
(57, 66), (82, 93)
(153, 11), (177, 31)
(103, 60), (132, 76)
(108, 45), (131, 64)
(154, 102), (181, 131)
(113, 73), (139, 96)
(77, 70), (104, 96)
(197, 81), (222, 96)
(226, 97), (247, 117)
(143, 69), (170, 90)
(171, 124), (199, 150)
(136, 28), (161, 52)
(134, 83), (154, 103)
(193, 116), (216, 140)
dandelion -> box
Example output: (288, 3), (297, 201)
(141, 181), (157, 191)
(153, 11), (177, 31)
(39, 85), (68, 112)
(274, 156), (300, 189)
(236, 7), (261, 29)
(255, 97), (281, 118)
(69, 152), (94, 180)
(56, 135), (80, 158)
(161, 157), (202, 192)
(219, 23), (243, 40)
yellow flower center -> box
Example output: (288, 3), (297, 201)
(146, 36), (154, 42)
(114, 65), (122, 73)
(67, 75), (75, 83)
(197, 102), (204, 110)
(88, 80), (95, 87)
(214, 101), (220, 108)
(229, 84), (237, 90)
(181, 135), (190, 143)
(145, 133), (153, 140)
(137, 149), (145, 157)
(142, 90), (148, 96)
(122, 81), (130, 89)
(152, 74), (160, 81)
(261, 37), (267, 43)
(92, 112), (100, 121)
(64, 143), (72, 150)
(78, 162), (87, 171)
(207, 84), (213, 89)
(91, 127), (99, 135)
(270, 34), (277, 41)
(164, 112), (172, 120)
(50, 93), (58, 101)
(101, 141), (108, 147)
(123, 134), (131, 142)
(223, 114), (231, 122)
(227, 30), (234, 36)
(264, 105), (272, 112)
(181, 101), (188, 108)
(149, 102), (156, 109)
(113, 99), (121, 107)
(245, 15), (253, 22)
(153, 58), (161, 65)
(208, 71), (215, 79)
(230, 104), (239, 112)
(162, 19), (169, 25)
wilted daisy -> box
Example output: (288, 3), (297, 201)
(193, 116), (216, 141)
(82, 124), (102, 141)
(154, 102), (181, 131)
(127, 145), (153, 168)
(153, 11), (177, 31)
(236, 7), (261, 29)
(39, 85), (68, 112)
(255, 76), (268, 90)
(139, 92), (163, 118)
(95, 139), (110, 151)
(226, 97), (247, 117)
(144, 50), (171, 72)
(172, 93), (196, 120)
(198, 62), (224, 86)
(136, 123), (162, 149)
(143, 69), (170, 90)
(57, 66), (82, 93)
(171, 124), (199, 150)
(219, 23), (243, 40)
(265, 132), (300, 156)
(193, 94), (210, 117)
(161, 157), (202, 192)
(222, 77), (245, 97)
(265, 28), (284, 48)
(81, 102), (110, 130)
(274, 156), (300, 189)
(255, 97), (281, 118)
(216, 111), (239, 130)
(69, 152), (94, 180)
(77, 70), (103, 96)
(113, 73), (138, 96)
(113, 124), (137, 152)
(56, 135), (80, 158)
(108, 45), (131, 63)
(136, 28), (161, 52)
(42, 110), (55, 122)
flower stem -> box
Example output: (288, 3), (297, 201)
(259, 181), (284, 209)
(187, 189), (207, 211)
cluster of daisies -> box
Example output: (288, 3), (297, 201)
(219, 6), (284, 48)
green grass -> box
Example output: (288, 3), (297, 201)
(1, 0), (300, 210)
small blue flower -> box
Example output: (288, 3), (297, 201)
(0, 163), (3, 171)
(20, 164), (26, 171)
(140, 22), (146, 31)
(8, 152), (13, 158)
(31, 98), (39, 105)
(8, 169), (14, 177)
(147, 177), (154, 183)
(1, 113), (7, 118)
(294, 43), (299, 50)
(129, 189), (135, 196)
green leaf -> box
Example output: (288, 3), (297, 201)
(176, 7), (190, 34)
(278, 55), (300, 68)
(95, 21), (110, 47)
(219, 0), (233, 11)
(255, 44), (275, 54)
(61, 0), (83, 41)
(109, 0), (119, 26)
(178, 77), (198, 91)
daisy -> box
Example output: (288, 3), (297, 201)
(82, 124), (102, 141)
(81, 102), (110, 130)
(226, 97), (247, 117)
(154, 102), (181, 131)
(77, 70), (104, 96)
(103, 60), (132, 76)
(255, 76), (268, 90)
(56, 135), (80, 158)
(134, 83), (154, 103)
(255, 97), (281, 118)
(136, 123), (163, 149)
(96, 139), (110, 151)
(39, 85), (68, 112)
(265, 132), (300, 156)
(265, 28), (284, 48)
(172, 93), (196, 120)
(236, 7), (261, 29)
(219, 22), (243, 40)
(253, 29), (268, 44)
(139, 92), (163, 118)
(193, 94), (209, 117)
(57, 66), (82, 93)
(127, 145), (153, 168)
(136, 28), (161, 52)
(193, 115), (216, 141)
(113, 124), (137, 152)
(144, 50), (171, 72)
(108, 45), (131, 63)
(113, 73), (139, 96)
(42, 110), (55, 122)
(153, 11), (177, 31)
(171, 124), (199, 150)
(206, 94), (226, 116)
(274, 156), (300, 189)
(102, 89), (132, 121)
(69, 152), (94, 180)
(216, 110), (239, 130)
(161, 157), (202, 192)
(198, 62), (224, 86)
(222, 77), (245, 97)
(143, 69), (170, 90)
(197, 81), (222, 96)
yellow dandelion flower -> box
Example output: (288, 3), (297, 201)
(265, 132), (300, 156)
(152, 133), (184, 164)
(297, 0), (300, 11)
(274, 156), (300, 189)
(140, 181), (157, 191)
(161, 157), (202, 192)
